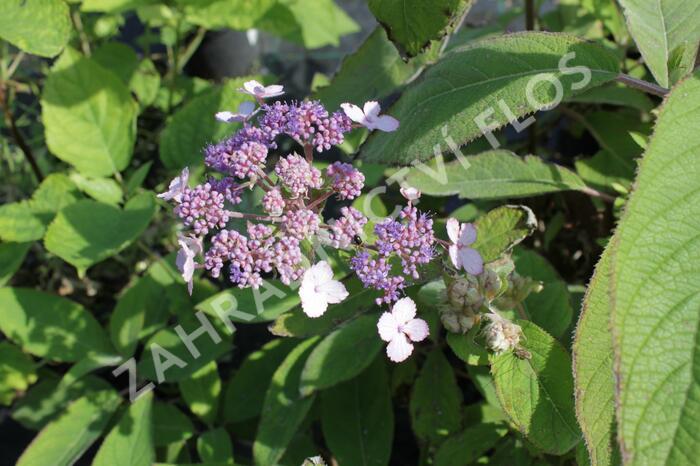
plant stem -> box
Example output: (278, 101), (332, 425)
(71, 11), (91, 56)
(0, 82), (43, 182)
(307, 190), (334, 210)
(615, 74), (669, 97)
(580, 186), (616, 203)
(525, 0), (536, 31)
(177, 27), (206, 73)
(228, 211), (281, 223)
(303, 143), (313, 163)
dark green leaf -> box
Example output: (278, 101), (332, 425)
(197, 428), (234, 464)
(178, 361), (221, 424)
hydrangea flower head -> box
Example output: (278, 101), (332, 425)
(299, 261), (349, 317)
(158, 167), (189, 202)
(327, 162), (364, 200)
(341, 101), (399, 132)
(377, 297), (429, 362)
(446, 218), (483, 275)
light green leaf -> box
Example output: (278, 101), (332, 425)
(360, 32), (619, 164)
(0, 0), (71, 57)
(320, 358), (393, 466)
(299, 314), (384, 396)
(69, 172), (123, 205)
(125, 162), (153, 196)
(491, 320), (580, 455)
(110, 254), (186, 358)
(223, 338), (297, 423)
(513, 248), (573, 340)
(253, 338), (319, 466)
(446, 327), (489, 366)
(42, 48), (138, 177)
(92, 42), (161, 107)
(410, 349), (462, 442)
(0, 342), (37, 406)
(17, 389), (122, 466)
(610, 70), (700, 464)
(314, 27), (434, 111)
(178, 361), (221, 424)
(368, 0), (472, 57)
(82, 0), (159, 12)
(0, 173), (82, 242)
(93, 391), (154, 466)
(153, 401), (195, 446)
(0, 242), (30, 286)
(434, 422), (508, 466)
(196, 428), (234, 464)
(472, 205), (537, 263)
(44, 192), (156, 275)
(573, 249), (620, 466)
(405, 150), (586, 199)
(0, 288), (113, 362)
(176, 0), (276, 30)
(618, 0), (700, 87)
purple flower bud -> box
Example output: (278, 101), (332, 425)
(175, 183), (230, 235)
(328, 207), (367, 249)
(262, 187), (285, 216)
(275, 153), (323, 198)
(327, 162), (365, 200)
(282, 208), (320, 240)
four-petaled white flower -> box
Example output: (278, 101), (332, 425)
(176, 234), (203, 295)
(299, 261), (349, 318)
(377, 297), (429, 363)
(400, 186), (421, 202)
(238, 80), (284, 100)
(341, 101), (399, 132)
(157, 167), (189, 203)
(446, 218), (483, 275)
(215, 101), (256, 123)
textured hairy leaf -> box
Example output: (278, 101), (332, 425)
(368, 0), (471, 57)
(253, 338), (318, 466)
(573, 249), (620, 466)
(611, 70), (700, 465)
(0, 0), (71, 57)
(405, 150), (586, 199)
(361, 32), (619, 164)
(0, 288), (112, 362)
(618, 0), (700, 87)
(93, 392), (154, 466)
(17, 389), (122, 466)
(491, 320), (580, 454)
(44, 192), (156, 275)
(410, 349), (462, 442)
(299, 314), (383, 396)
(320, 358), (393, 466)
(473, 205), (537, 263)
(42, 48), (138, 177)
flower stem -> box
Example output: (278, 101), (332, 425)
(228, 211), (281, 223)
(303, 143), (313, 163)
(307, 190), (334, 210)
(615, 74), (669, 97)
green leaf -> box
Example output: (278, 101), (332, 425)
(82, 0), (159, 12)
(93, 391), (154, 466)
(253, 338), (319, 466)
(257, 0), (359, 49)
(69, 172), (123, 205)
(42, 48), (138, 177)
(360, 32), (619, 164)
(0, 0), (71, 57)
(568, 82), (654, 112)
(513, 248), (573, 340)
(410, 349), (462, 442)
(320, 358), (393, 466)
(472, 205), (537, 263)
(176, 0), (276, 30)
(299, 314), (384, 396)
(314, 27), (433, 111)
(0, 241), (30, 286)
(223, 338), (297, 423)
(44, 192), (156, 275)
(178, 361), (221, 424)
(617, 0), (700, 87)
(12, 374), (113, 431)
(609, 70), (700, 464)
(573, 249), (620, 466)
(153, 401), (195, 446)
(17, 389), (122, 466)
(138, 313), (232, 383)
(434, 422), (508, 466)
(0, 173), (82, 242)
(270, 279), (380, 338)
(92, 42), (161, 107)
(491, 320), (580, 454)
(159, 78), (258, 169)
(0, 288), (113, 362)
(368, 0), (472, 57)
(110, 254), (186, 357)
(197, 428), (234, 464)
(446, 327), (489, 366)
(0, 342), (37, 406)
(405, 150), (586, 199)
